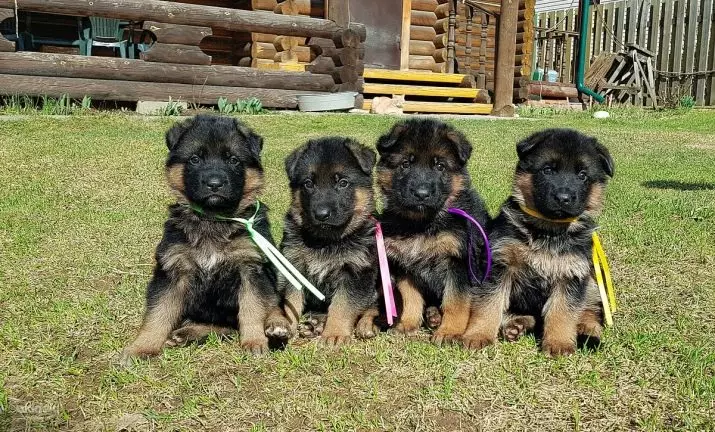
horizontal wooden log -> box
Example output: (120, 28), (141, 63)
(273, 45), (313, 62)
(306, 56), (335, 75)
(142, 21), (211, 45)
(409, 40), (436, 56)
(332, 62), (364, 84)
(251, 0), (277, 10)
(431, 62), (446, 73)
(140, 43), (211, 65)
(0, 73), (314, 107)
(412, 0), (439, 12)
(410, 25), (437, 41)
(311, 46), (364, 66)
(364, 83), (481, 98)
(274, 0), (310, 15)
(252, 33), (278, 43)
(200, 38), (250, 55)
(274, 36), (305, 51)
(411, 10), (437, 26)
(238, 57), (252, 67)
(332, 29), (361, 48)
(0, 9), (14, 52)
(518, 82), (579, 99)
(0, 0), (366, 39)
(408, 55), (436, 71)
(0, 52), (336, 91)
(435, 3), (450, 18)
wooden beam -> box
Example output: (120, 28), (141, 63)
(140, 43), (212, 65)
(410, 40), (437, 56)
(363, 83), (481, 98)
(0, 52), (336, 91)
(491, 0), (518, 116)
(401, 0), (413, 70)
(364, 68), (469, 83)
(327, 0), (350, 26)
(412, 0), (439, 12)
(142, 21), (211, 45)
(0, 74), (312, 107)
(411, 25), (437, 41)
(363, 100), (493, 114)
(0, 0), (365, 39)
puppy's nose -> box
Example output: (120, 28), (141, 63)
(313, 207), (331, 222)
(555, 192), (573, 205)
(205, 177), (226, 192)
(412, 185), (432, 200)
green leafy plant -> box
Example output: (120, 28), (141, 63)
(217, 97), (234, 114)
(215, 97), (265, 115)
(679, 95), (696, 110)
(159, 97), (185, 116)
(80, 95), (93, 111)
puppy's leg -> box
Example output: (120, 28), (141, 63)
(541, 286), (579, 357)
(281, 283), (304, 337)
(461, 290), (506, 350)
(432, 279), (471, 346)
(320, 290), (361, 347)
(264, 305), (293, 341)
(237, 269), (271, 355)
(501, 314), (536, 342)
(121, 275), (188, 365)
(355, 306), (380, 339)
(393, 277), (424, 336)
(166, 321), (235, 347)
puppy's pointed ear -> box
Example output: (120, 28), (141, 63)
(165, 117), (194, 151)
(516, 129), (553, 159)
(234, 119), (264, 162)
(594, 139), (614, 177)
(285, 142), (309, 183)
(344, 138), (376, 175)
(445, 129), (472, 165)
(376, 122), (408, 154)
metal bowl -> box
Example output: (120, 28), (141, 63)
(297, 92), (357, 112)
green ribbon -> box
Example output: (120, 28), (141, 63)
(188, 201), (325, 301)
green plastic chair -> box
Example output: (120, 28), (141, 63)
(80, 17), (133, 58)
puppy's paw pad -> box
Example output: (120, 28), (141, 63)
(265, 324), (292, 340)
(425, 306), (443, 330)
(355, 323), (379, 340)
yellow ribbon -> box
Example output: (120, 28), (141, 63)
(519, 205), (616, 325)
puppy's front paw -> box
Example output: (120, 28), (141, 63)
(265, 316), (293, 340)
(390, 321), (420, 336)
(241, 338), (269, 355)
(461, 333), (496, 351)
(501, 315), (536, 342)
(430, 330), (461, 347)
(425, 306), (442, 330)
(354, 321), (379, 340)
(542, 339), (576, 357)
(318, 334), (351, 347)
(119, 344), (161, 367)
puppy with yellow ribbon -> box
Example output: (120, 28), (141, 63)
(461, 129), (615, 357)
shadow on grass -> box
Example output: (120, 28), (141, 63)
(641, 180), (715, 191)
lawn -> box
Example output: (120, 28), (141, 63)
(1, 110), (714, 431)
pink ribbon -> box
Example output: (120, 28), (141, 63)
(374, 220), (397, 326)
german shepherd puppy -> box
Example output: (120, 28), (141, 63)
(279, 137), (380, 346)
(121, 115), (289, 364)
(461, 129), (614, 356)
(376, 118), (490, 345)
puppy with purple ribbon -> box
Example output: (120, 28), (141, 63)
(374, 118), (491, 345)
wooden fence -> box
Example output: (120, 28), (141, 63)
(535, 0), (715, 106)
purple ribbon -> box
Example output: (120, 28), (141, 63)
(447, 207), (492, 284)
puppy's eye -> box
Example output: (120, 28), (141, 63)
(542, 166), (554, 175)
(401, 160), (410, 169)
(228, 156), (240, 165)
(303, 179), (314, 189)
(189, 155), (201, 165)
(434, 160), (445, 171)
(338, 178), (349, 188)
(578, 170), (588, 181)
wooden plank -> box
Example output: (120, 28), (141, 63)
(408, 54), (437, 70)
(0, 52), (335, 91)
(0, 73), (312, 107)
(648, 0), (661, 54)
(0, 0), (366, 40)
(626, 0), (638, 43)
(255, 62), (307, 71)
(409, 40), (436, 56)
(696, 0), (713, 104)
(363, 82), (481, 98)
(709, 1), (715, 105)
(614, 1), (625, 50)
(402, 0), (412, 70)
(252, 0), (278, 10)
(364, 68), (468, 83)
(411, 25), (437, 41)
(603, 2), (614, 52)
(593, 4), (603, 58)
(673, 0), (687, 74)
(326, 0), (349, 26)
(412, 0), (439, 12)
(637, 0), (650, 49)
(492, 0), (519, 115)
(411, 10), (437, 26)
(564, 9), (575, 83)
(555, 9), (565, 81)
(362, 100), (493, 114)
(684, 0), (699, 79)
(658, 0), (673, 95)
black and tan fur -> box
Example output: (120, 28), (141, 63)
(375, 118), (490, 345)
(121, 115), (289, 364)
(461, 128), (614, 356)
(280, 137), (380, 346)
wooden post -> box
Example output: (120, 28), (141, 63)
(447, 0), (456, 73)
(327, 0), (350, 26)
(401, 0), (412, 70)
(491, 0), (518, 116)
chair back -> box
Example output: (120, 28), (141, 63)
(89, 16), (122, 41)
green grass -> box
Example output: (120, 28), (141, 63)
(1, 111), (714, 431)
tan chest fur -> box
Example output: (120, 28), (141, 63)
(284, 244), (372, 286)
(160, 236), (263, 274)
(386, 232), (462, 264)
(496, 241), (591, 281)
